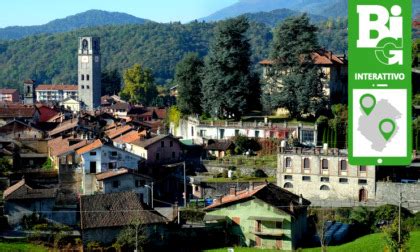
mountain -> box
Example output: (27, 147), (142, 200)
(0, 10), (152, 40)
(242, 8), (327, 27)
(199, 0), (340, 22)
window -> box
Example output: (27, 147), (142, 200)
(275, 222), (283, 229)
(81, 74), (84, 80)
(90, 152), (96, 156)
(82, 39), (88, 50)
(219, 129), (225, 139)
(322, 159), (329, 170)
(302, 176), (311, 181)
(112, 180), (119, 188)
(320, 185), (330, 191)
(111, 151), (117, 156)
(191, 127), (194, 137)
(284, 182), (293, 188)
(86, 85), (90, 89)
(339, 178), (348, 183)
(255, 131), (260, 138)
(89, 161), (96, 173)
(108, 162), (116, 169)
(359, 166), (367, 172)
(156, 153), (160, 160)
(81, 85), (84, 89)
(172, 152), (176, 159)
(161, 141), (164, 148)
(235, 130), (240, 136)
(285, 157), (292, 168)
(256, 220), (262, 232)
(303, 158), (310, 169)
(320, 177), (330, 182)
(170, 141), (173, 147)
(302, 130), (314, 143)
(358, 179), (368, 185)
(340, 160), (347, 171)
(86, 74), (90, 81)
(284, 175), (293, 180)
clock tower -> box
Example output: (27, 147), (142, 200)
(78, 37), (101, 110)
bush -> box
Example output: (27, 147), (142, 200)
(87, 241), (102, 251)
(253, 169), (267, 178)
(374, 204), (412, 229)
(233, 135), (261, 154)
(405, 211), (420, 230)
(180, 209), (205, 222)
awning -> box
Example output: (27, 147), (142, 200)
(248, 216), (284, 222)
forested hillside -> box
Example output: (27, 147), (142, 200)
(0, 10), (151, 40)
(0, 17), (351, 90)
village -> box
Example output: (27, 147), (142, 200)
(0, 3), (419, 251)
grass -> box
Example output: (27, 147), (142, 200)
(0, 241), (48, 252)
(206, 231), (420, 252)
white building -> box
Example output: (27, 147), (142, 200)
(172, 116), (317, 146)
(35, 84), (78, 103)
(76, 139), (144, 195)
(60, 97), (81, 112)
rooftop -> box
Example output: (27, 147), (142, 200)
(95, 168), (152, 181)
(0, 88), (18, 94)
(76, 139), (103, 155)
(36, 84), (78, 91)
(3, 179), (57, 200)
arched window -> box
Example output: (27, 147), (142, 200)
(82, 39), (88, 50)
(284, 182), (293, 189)
(285, 157), (292, 168)
(320, 185), (330, 191)
(303, 158), (310, 169)
(322, 159), (329, 170)
(340, 160), (347, 171)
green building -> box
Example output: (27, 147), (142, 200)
(204, 183), (310, 250)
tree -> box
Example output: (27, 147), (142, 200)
(309, 208), (335, 252)
(114, 219), (148, 252)
(174, 53), (204, 115)
(101, 69), (121, 96)
(268, 14), (325, 118)
(202, 16), (260, 119)
(120, 64), (158, 105)
(167, 106), (181, 135)
(383, 216), (410, 252)
(233, 135), (261, 154)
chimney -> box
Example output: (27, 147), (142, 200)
(249, 182), (254, 191)
(229, 187), (237, 196)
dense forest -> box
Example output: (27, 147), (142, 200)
(0, 17), (348, 90)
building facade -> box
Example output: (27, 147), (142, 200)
(23, 80), (36, 105)
(35, 84), (78, 103)
(78, 37), (101, 110)
(0, 89), (19, 102)
(277, 147), (376, 202)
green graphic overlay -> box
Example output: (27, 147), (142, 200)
(348, 0), (412, 165)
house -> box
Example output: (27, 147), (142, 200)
(205, 140), (235, 159)
(260, 49), (348, 105)
(104, 124), (133, 139)
(130, 134), (183, 166)
(0, 119), (45, 140)
(174, 116), (317, 146)
(3, 179), (77, 227)
(76, 139), (144, 195)
(0, 88), (19, 102)
(48, 136), (89, 171)
(35, 84), (78, 103)
(204, 183), (310, 250)
(80, 191), (168, 245)
(36, 105), (60, 122)
(95, 168), (153, 205)
(60, 97), (81, 112)
(0, 103), (40, 126)
(277, 147), (376, 203)
(109, 102), (131, 118)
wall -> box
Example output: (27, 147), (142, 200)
(101, 173), (151, 204)
(375, 182), (420, 206)
(131, 137), (182, 165)
(204, 165), (276, 177)
(277, 152), (376, 201)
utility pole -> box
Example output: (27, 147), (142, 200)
(183, 161), (187, 207)
(398, 192), (402, 245)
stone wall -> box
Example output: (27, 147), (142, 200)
(198, 182), (266, 199)
(375, 182), (420, 206)
(203, 165), (276, 177)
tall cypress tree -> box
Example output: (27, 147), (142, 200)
(202, 16), (259, 119)
(174, 53), (204, 115)
(268, 14), (325, 118)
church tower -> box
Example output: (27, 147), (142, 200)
(78, 37), (101, 110)
(23, 79), (36, 105)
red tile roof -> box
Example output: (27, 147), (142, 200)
(0, 88), (18, 94)
(259, 49), (346, 66)
(48, 119), (78, 136)
(48, 137), (89, 156)
(76, 139), (103, 155)
(0, 105), (37, 118)
(104, 125), (133, 139)
(113, 130), (146, 144)
(36, 84), (78, 91)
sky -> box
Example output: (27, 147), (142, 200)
(0, 0), (238, 28)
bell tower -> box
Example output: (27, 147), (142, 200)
(23, 79), (36, 105)
(78, 37), (101, 110)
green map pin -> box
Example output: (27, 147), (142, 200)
(360, 94), (376, 116)
(379, 118), (396, 141)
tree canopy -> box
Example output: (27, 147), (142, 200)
(174, 53), (204, 115)
(120, 64), (158, 105)
(265, 14), (325, 117)
(202, 16), (260, 119)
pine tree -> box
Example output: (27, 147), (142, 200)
(268, 14), (325, 118)
(174, 53), (204, 115)
(202, 16), (260, 119)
